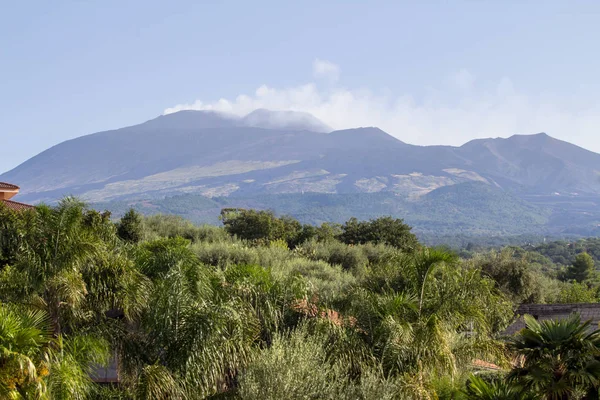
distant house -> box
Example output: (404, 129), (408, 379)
(0, 182), (33, 211)
(504, 303), (600, 335)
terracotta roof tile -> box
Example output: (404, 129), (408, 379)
(472, 359), (502, 371)
(1, 199), (34, 211)
(0, 182), (19, 190)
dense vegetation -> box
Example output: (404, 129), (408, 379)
(2, 200), (600, 398)
(94, 186), (564, 237)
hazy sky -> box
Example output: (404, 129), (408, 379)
(2, 1), (600, 174)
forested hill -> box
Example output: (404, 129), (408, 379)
(94, 184), (600, 239)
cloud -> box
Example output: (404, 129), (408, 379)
(451, 69), (476, 91)
(164, 64), (600, 153)
(312, 58), (340, 82)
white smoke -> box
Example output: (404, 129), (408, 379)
(164, 61), (600, 152)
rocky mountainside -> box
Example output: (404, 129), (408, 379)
(3, 110), (600, 205)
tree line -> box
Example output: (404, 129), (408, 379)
(1, 200), (600, 398)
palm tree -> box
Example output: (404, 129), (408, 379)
(120, 238), (266, 399)
(0, 304), (51, 398)
(349, 248), (510, 395)
(0, 199), (141, 398)
(508, 313), (600, 399)
(465, 375), (538, 399)
(45, 334), (110, 400)
(12, 199), (107, 335)
(0, 303), (109, 399)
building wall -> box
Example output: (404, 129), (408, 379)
(0, 190), (18, 200)
(504, 303), (600, 335)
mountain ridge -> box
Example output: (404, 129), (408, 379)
(2, 109), (600, 206)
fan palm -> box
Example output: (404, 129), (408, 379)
(465, 374), (538, 399)
(508, 313), (600, 399)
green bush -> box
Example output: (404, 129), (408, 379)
(557, 281), (598, 303)
(338, 216), (420, 252)
(271, 258), (356, 304)
(296, 240), (368, 272)
(143, 214), (231, 243)
(117, 208), (143, 243)
(236, 328), (350, 399)
(237, 326), (408, 400)
(192, 242), (259, 268)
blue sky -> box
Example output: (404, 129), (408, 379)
(2, 0), (600, 174)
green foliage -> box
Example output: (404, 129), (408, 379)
(270, 258), (357, 305)
(192, 241), (260, 268)
(237, 326), (407, 399)
(117, 208), (143, 243)
(220, 209), (306, 248)
(338, 216), (420, 252)
(531, 238), (600, 267)
(566, 252), (596, 283)
(507, 314), (600, 398)
(5, 197), (600, 398)
(143, 214), (231, 243)
(464, 374), (537, 399)
(468, 250), (549, 304)
(557, 282), (598, 304)
(237, 327), (349, 399)
(0, 202), (35, 269)
(296, 239), (369, 272)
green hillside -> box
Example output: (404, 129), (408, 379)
(95, 182), (555, 237)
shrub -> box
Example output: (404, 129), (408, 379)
(359, 242), (402, 266)
(271, 258), (356, 304)
(117, 208), (143, 243)
(192, 242), (259, 268)
(237, 325), (407, 399)
(557, 281), (598, 303)
(143, 214), (230, 243)
(296, 240), (368, 272)
(236, 328), (349, 399)
(220, 209), (318, 248)
(338, 216), (420, 253)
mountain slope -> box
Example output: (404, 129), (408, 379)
(458, 133), (600, 194)
(94, 183), (554, 237)
(3, 110), (600, 207)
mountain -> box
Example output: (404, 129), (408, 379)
(3, 109), (600, 237)
(459, 133), (600, 194)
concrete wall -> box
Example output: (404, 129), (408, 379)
(504, 303), (600, 335)
(0, 189), (18, 200)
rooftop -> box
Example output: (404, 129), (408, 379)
(1, 199), (34, 211)
(0, 182), (20, 190)
(0, 182), (33, 210)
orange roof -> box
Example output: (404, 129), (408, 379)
(472, 359), (502, 371)
(1, 199), (34, 211)
(0, 182), (20, 190)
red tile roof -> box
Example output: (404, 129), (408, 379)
(1, 199), (34, 211)
(472, 359), (502, 371)
(0, 182), (20, 190)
